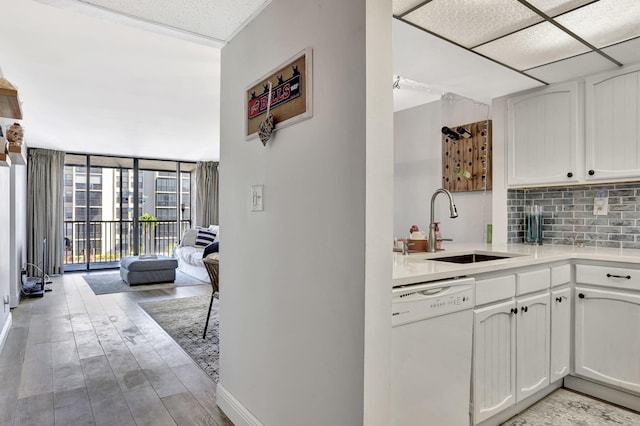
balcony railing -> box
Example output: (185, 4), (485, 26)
(63, 219), (191, 267)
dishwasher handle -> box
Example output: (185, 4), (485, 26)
(419, 287), (446, 296)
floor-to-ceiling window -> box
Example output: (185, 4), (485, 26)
(63, 154), (194, 271)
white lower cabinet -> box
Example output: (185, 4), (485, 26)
(473, 289), (551, 424)
(550, 287), (571, 382)
(516, 292), (551, 401)
(575, 287), (640, 394)
(473, 300), (517, 424)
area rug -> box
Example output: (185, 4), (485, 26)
(82, 270), (206, 295)
(502, 388), (640, 425)
(139, 295), (219, 382)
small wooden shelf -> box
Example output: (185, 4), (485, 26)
(7, 143), (25, 165)
(0, 151), (11, 167)
(0, 78), (23, 120)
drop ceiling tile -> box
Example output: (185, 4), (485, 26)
(392, 0), (427, 16)
(555, 0), (640, 48)
(393, 20), (543, 104)
(602, 37), (640, 66)
(527, 0), (596, 16)
(473, 21), (591, 70)
(525, 51), (618, 83)
(403, 0), (543, 48)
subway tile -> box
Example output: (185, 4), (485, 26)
(622, 242), (640, 249)
(609, 220), (635, 227)
(564, 190), (584, 198)
(610, 204), (635, 211)
(614, 183), (640, 189)
(621, 227), (640, 234)
(575, 226), (596, 233)
(554, 212), (575, 219)
(543, 231), (563, 238)
(552, 198), (573, 205)
(584, 233), (607, 240)
(543, 192), (564, 199)
(610, 189), (635, 197)
(622, 211), (640, 219)
(564, 218), (585, 225)
(609, 234), (635, 242)
(596, 226), (621, 234)
(599, 241), (622, 248)
(574, 197), (594, 205)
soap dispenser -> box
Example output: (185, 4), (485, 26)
(434, 222), (442, 250)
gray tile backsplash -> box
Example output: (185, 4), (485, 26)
(507, 183), (640, 248)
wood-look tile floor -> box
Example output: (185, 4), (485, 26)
(0, 272), (233, 426)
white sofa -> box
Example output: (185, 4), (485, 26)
(174, 225), (219, 282)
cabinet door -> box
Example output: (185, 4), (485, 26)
(575, 287), (640, 393)
(550, 287), (571, 382)
(508, 82), (580, 187)
(473, 301), (516, 424)
(516, 292), (550, 401)
(586, 65), (640, 181)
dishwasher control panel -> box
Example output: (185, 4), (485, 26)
(392, 278), (475, 326)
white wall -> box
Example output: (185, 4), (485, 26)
(218, 0), (392, 425)
(491, 96), (508, 244)
(9, 163), (27, 307)
(394, 101), (441, 237)
(394, 96), (492, 244)
(0, 165), (12, 351)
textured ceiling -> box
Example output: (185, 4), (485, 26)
(53, 0), (270, 43)
(394, 0), (640, 83)
(37, 0), (271, 46)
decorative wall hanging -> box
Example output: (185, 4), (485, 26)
(245, 48), (312, 141)
(442, 120), (492, 192)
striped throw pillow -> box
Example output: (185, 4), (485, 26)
(195, 229), (217, 247)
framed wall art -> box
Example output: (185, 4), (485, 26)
(245, 48), (313, 140)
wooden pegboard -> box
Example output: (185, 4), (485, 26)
(442, 120), (492, 192)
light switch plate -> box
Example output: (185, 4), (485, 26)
(251, 185), (264, 211)
(593, 197), (608, 215)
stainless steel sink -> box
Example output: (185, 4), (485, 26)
(428, 252), (521, 264)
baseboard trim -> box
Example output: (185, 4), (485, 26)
(564, 375), (640, 413)
(217, 383), (265, 426)
(0, 313), (13, 356)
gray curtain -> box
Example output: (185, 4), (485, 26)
(27, 148), (65, 275)
(195, 161), (219, 227)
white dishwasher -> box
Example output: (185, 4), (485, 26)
(391, 277), (475, 426)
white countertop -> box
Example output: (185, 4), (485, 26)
(393, 243), (640, 287)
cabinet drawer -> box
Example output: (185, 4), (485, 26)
(517, 268), (550, 295)
(576, 264), (640, 290)
(476, 275), (516, 305)
(551, 264), (571, 287)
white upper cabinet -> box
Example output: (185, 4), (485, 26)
(507, 82), (580, 187)
(586, 65), (640, 181)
